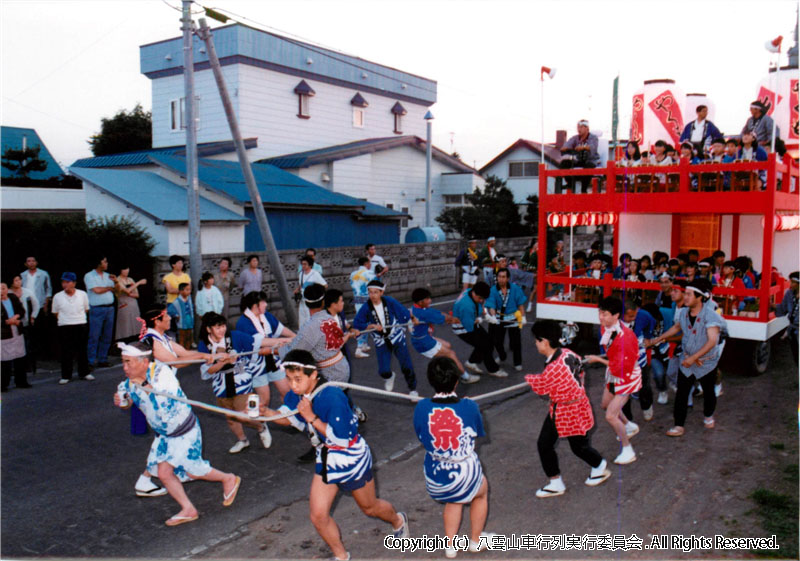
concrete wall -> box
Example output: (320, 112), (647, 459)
(153, 236), (533, 326)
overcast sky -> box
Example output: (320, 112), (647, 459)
(2, 0), (797, 170)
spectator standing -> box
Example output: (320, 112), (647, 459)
(51, 272), (93, 384)
(349, 257), (376, 358)
(84, 256), (117, 368)
(297, 248), (324, 275)
(115, 266), (146, 343)
(741, 100), (779, 150)
(1, 282), (30, 391)
(238, 255), (264, 298)
(557, 119), (601, 193)
(520, 239), (539, 312)
(196, 272), (224, 318)
(294, 255), (326, 328)
(162, 255), (191, 305)
(679, 104), (723, 156)
(168, 283), (195, 350)
(366, 243), (389, 278)
(10, 275), (39, 374)
(774, 271), (799, 364)
(478, 237), (498, 286)
(455, 239), (480, 291)
(20, 256), (52, 373)
(213, 257), (233, 319)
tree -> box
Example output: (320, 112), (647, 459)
(1, 146), (47, 178)
(523, 194), (539, 233)
(436, 175), (529, 239)
(88, 103), (152, 156)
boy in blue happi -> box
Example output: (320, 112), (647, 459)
(352, 279), (418, 396)
(263, 350), (408, 561)
(451, 282), (506, 379)
(114, 341), (240, 527)
(413, 357), (492, 558)
(410, 288), (479, 384)
(485, 268), (527, 371)
(167, 282), (194, 350)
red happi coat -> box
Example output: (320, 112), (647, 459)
(601, 323), (642, 394)
(525, 348), (594, 437)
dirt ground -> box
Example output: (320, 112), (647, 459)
(198, 338), (799, 561)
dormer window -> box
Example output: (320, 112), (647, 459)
(294, 80), (315, 119)
(351, 93), (368, 129)
(391, 102), (407, 134)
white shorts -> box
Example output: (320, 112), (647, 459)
(461, 272), (478, 285)
(420, 341), (442, 359)
(252, 369), (286, 387)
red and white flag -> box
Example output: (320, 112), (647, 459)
(541, 66), (556, 80)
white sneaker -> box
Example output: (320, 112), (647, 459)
(464, 361), (482, 374)
(460, 373), (480, 384)
(715, 383), (723, 397)
(535, 478), (566, 498)
(228, 439), (250, 454)
(359, 344), (371, 352)
(514, 365), (523, 371)
(642, 406), (654, 421)
(468, 532), (497, 553)
(489, 369), (509, 378)
(409, 390), (419, 398)
(59, 379), (70, 385)
(626, 421), (640, 437)
(445, 546), (458, 559)
(585, 459), (611, 486)
(614, 446), (637, 465)
(526, 302), (532, 312)
(354, 348), (370, 358)
(259, 424), (272, 449)
(383, 372), (396, 392)
(83, 374), (96, 381)
(657, 391), (668, 404)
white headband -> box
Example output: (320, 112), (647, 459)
(685, 286), (710, 299)
(280, 361), (316, 372)
(117, 342), (152, 357)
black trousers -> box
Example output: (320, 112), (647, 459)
(555, 160), (597, 194)
(1, 357), (28, 390)
(489, 323), (522, 366)
(457, 327), (498, 373)
(790, 331), (798, 364)
(622, 364), (654, 420)
(673, 369), (716, 426)
(58, 324), (90, 380)
(537, 410), (602, 477)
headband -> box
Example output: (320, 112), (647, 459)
(117, 342), (152, 357)
(790, 273), (799, 282)
(303, 293), (325, 304)
(578, 120), (589, 127)
(280, 361), (316, 372)
(671, 285), (685, 292)
(686, 286), (710, 299)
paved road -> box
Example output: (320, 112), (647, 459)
(0, 296), (549, 558)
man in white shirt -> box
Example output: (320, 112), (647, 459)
(366, 243), (389, 278)
(51, 272), (94, 384)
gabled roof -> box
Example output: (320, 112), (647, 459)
(148, 154), (406, 219)
(1, 126), (64, 179)
(258, 136), (478, 174)
(479, 139), (562, 174)
(68, 167), (248, 224)
(70, 138), (257, 168)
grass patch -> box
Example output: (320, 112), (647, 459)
(750, 488), (798, 558)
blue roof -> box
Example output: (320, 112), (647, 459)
(68, 167), (248, 224)
(149, 154), (404, 219)
(1, 126), (64, 179)
(140, 24), (436, 106)
(71, 138), (257, 168)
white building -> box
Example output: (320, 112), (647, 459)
(479, 139), (562, 204)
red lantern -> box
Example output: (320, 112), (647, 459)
(547, 213), (559, 228)
(576, 212), (587, 226)
(607, 212), (619, 226)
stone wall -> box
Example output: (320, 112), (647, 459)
(153, 237), (536, 325)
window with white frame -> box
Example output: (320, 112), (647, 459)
(508, 161), (539, 177)
(353, 107), (365, 128)
(294, 80), (315, 119)
(170, 97), (199, 131)
(443, 194), (467, 207)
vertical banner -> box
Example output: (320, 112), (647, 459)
(790, 79), (798, 140)
(648, 90), (684, 147)
(631, 92), (644, 145)
(612, 75), (619, 147)
(757, 85), (783, 116)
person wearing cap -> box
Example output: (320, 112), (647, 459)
(773, 271), (799, 364)
(741, 100), (779, 151)
(679, 104), (723, 157)
(51, 272), (93, 385)
(352, 280), (418, 395)
(557, 119), (600, 194)
(295, 256), (327, 329)
(263, 349), (409, 561)
(651, 278), (727, 436)
(451, 281), (507, 379)
(114, 340), (241, 527)
(477, 237), (498, 286)
(455, 239), (480, 292)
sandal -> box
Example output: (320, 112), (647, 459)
(165, 514), (198, 527)
(666, 426), (685, 437)
(704, 417), (715, 429)
(223, 475), (241, 507)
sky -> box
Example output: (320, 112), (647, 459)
(1, 0), (798, 171)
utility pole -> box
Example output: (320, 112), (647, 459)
(182, 0), (202, 289)
(196, 18), (298, 328)
(424, 111), (434, 227)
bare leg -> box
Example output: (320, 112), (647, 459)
(309, 475), (347, 560)
(187, 466), (237, 498)
(603, 391), (630, 446)
(435, 339), (466, 372)
(351, 478), (402, 527)
(158, 462), (197, 518)
(468, 477), (489, 542)
(443, 503), (464, 547)
(226, 417), (246, 441)
(255, 384), (271, 409)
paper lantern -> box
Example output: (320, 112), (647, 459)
(607, 212), (619, 226)
(576, 212), (587, 226)
(547, 213), (559, 228)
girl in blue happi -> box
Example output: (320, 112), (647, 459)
(410, 287), (479, 384)
(413, 357), (492, 558)
(263, 349), (408, 561)
(352, 279), (418, 395)
(114, 341), (240, 527)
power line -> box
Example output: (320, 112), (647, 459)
(2, 96), (96, 132)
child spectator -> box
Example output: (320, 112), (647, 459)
(414, 357), (491, 557)
(526, 320), (610, 498)
(168, 283), (194, 349)
(196, 272), (224, 318)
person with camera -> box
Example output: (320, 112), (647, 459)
(557, 119), (601, 193)
(366, 244), (388, 278)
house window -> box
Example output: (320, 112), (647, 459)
(443, 194), (467, 208)
(353, 108), (365, 128)
(294, 80), (315, 119)
(508, 161), (539, 177)
(391, 102), (407, 134)
(401, 206), (409, 229)
(170, 97), (200, 131)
